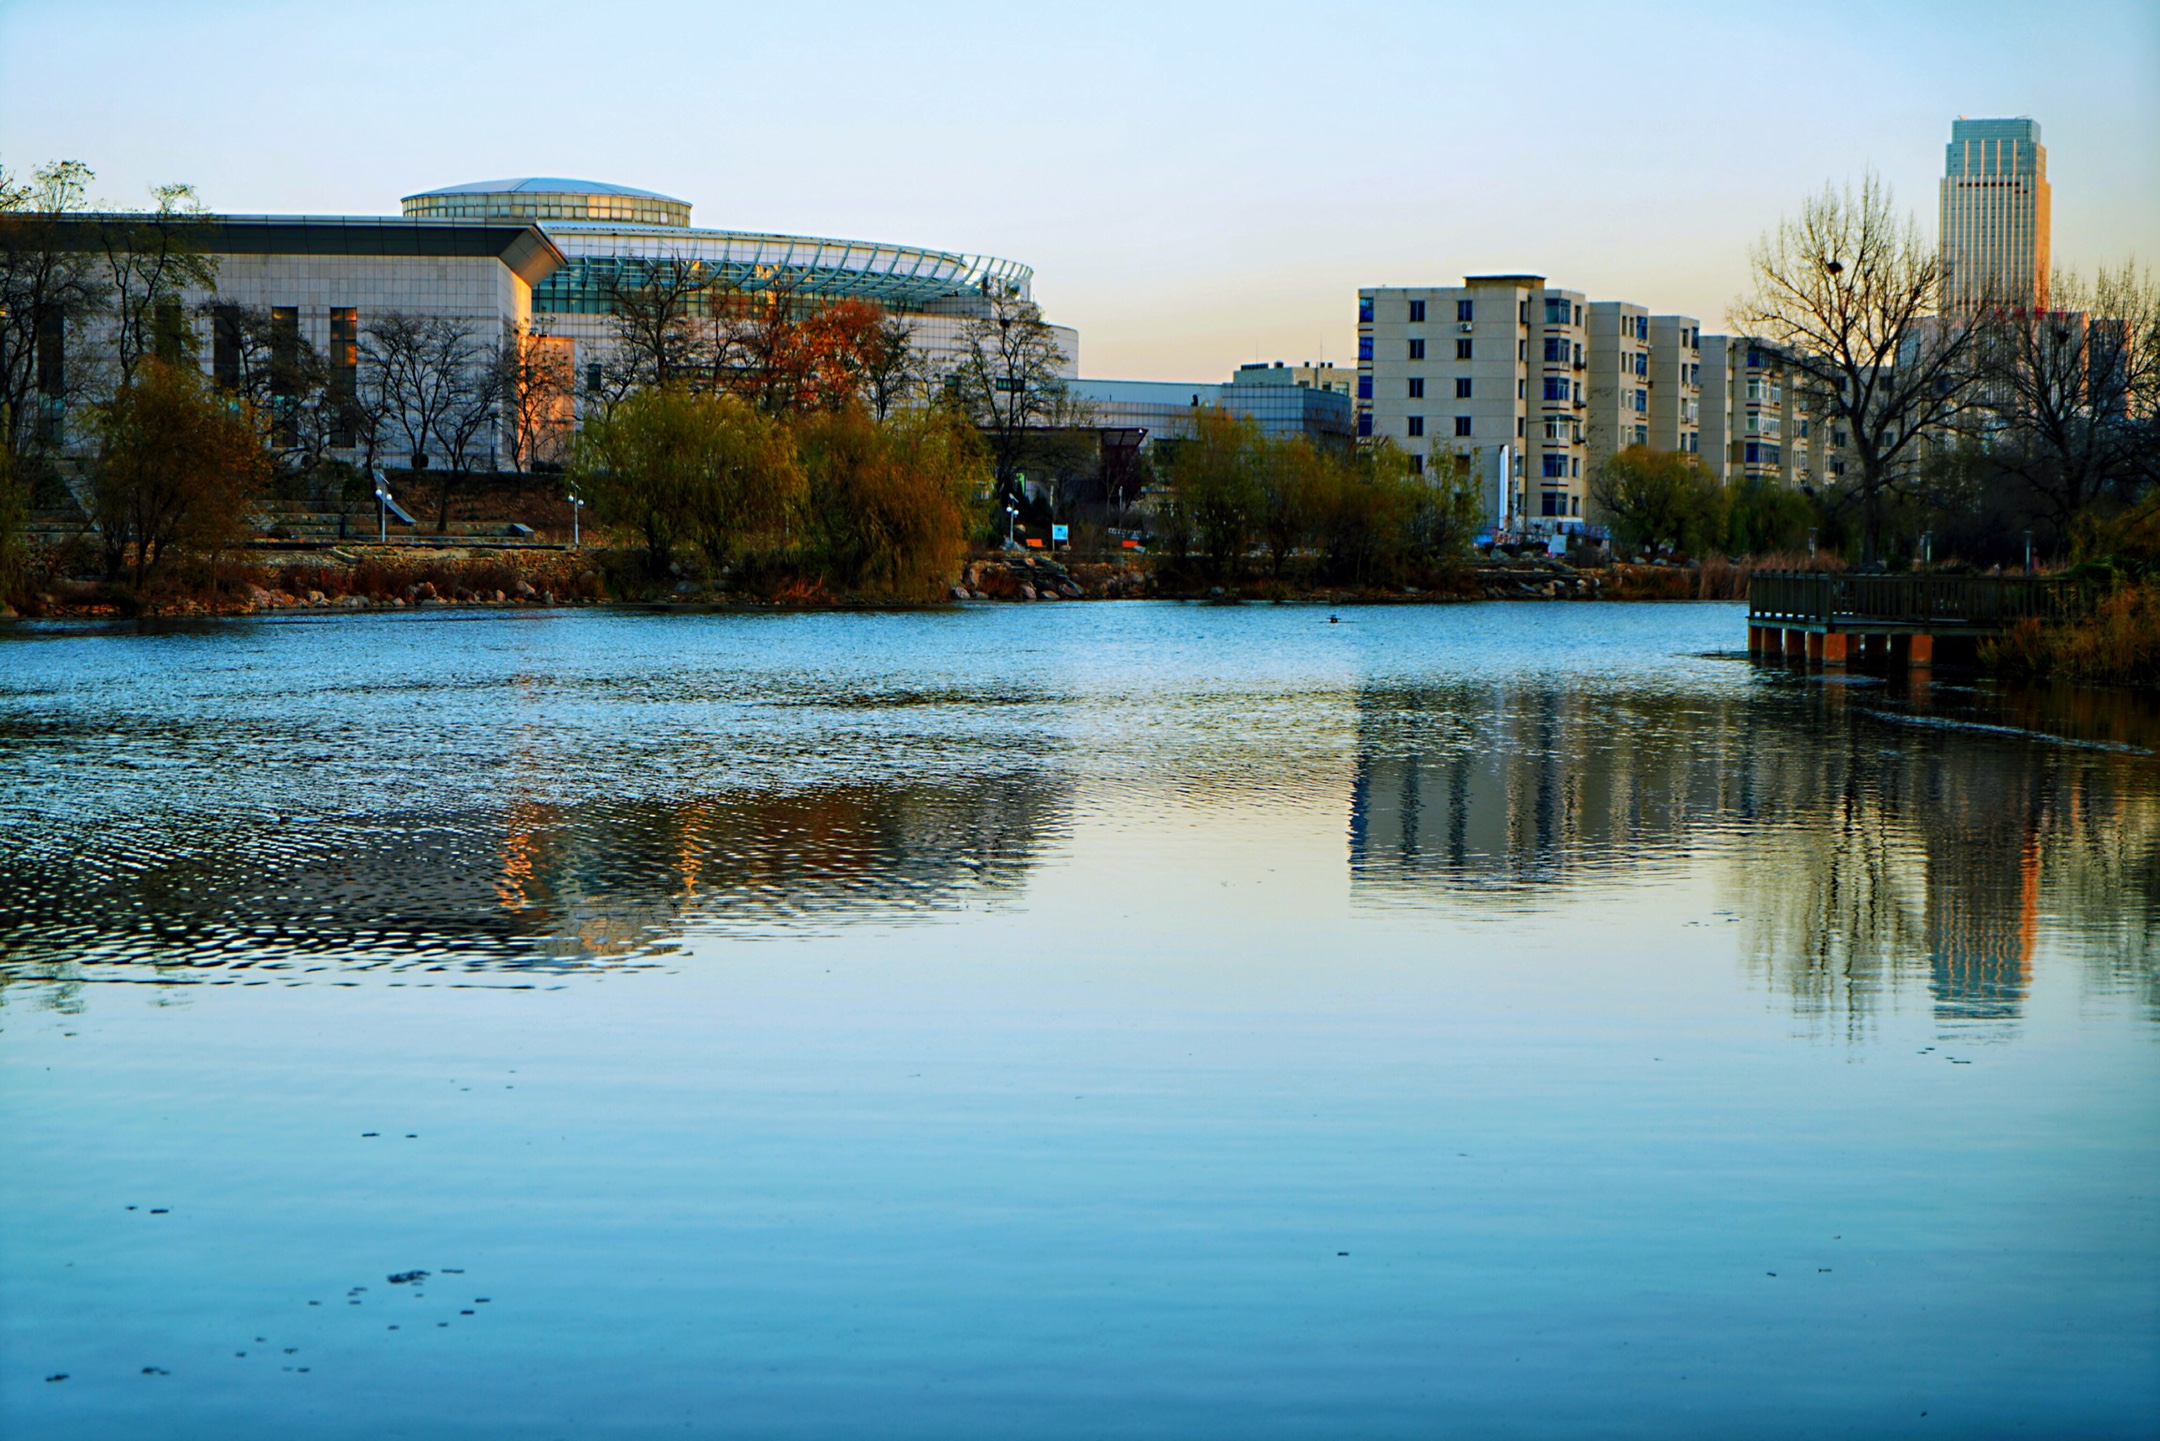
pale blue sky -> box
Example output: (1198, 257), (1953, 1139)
(3, 0), (2154, 378)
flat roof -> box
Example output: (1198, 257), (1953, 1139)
(35, 214), (566, 287)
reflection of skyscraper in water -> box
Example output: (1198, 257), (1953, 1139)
(1924, 772), (2044, 1022)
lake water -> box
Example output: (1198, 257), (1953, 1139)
(2, 601), (2155, 1439)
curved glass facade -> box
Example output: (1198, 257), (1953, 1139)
(404, 180), (1033, 316)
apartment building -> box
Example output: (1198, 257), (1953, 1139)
(1586, 301), (1651, 476)
(1358, 275), (1590, 526)
(1699, 337), (1851, 488)
(1646, 315), (1702, 458)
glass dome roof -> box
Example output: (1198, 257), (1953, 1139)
(402, 179), (692, 228)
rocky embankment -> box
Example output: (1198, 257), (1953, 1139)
(956, 556), (1150, 601)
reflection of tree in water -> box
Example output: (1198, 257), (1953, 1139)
(1349, 677), (2160, 1030)
(0, 773), (1066, 989)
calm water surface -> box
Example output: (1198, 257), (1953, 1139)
(2, 601), (2156, 1438)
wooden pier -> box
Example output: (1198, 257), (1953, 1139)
(1746, 571), (2098, 667)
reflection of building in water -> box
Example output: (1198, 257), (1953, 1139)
(1346, 678), (2159, 1033)
(1349, 684), (1746, 891)
(0, 774), (1067, 978)
(1922, 771), (2045, 1023)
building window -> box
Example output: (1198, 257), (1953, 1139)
(1517, 379), (1526, 399)
(1357, 375), (1372, 400)
(1407, 416), (1425, 437)
(1541, 491), (1565, 517)
(1455, 338), (1472, 360)
(1454, 415), (1472, 437)
(1542, 454), (1568, 478)
(211, 306), (242, 389)
(269, 307), (301, 446)
(1408, 339), (1425, 360)
(1455, 377), (1472, 399)
(1408, 300), (1426, 322)
(1572, 456), (1580, 477)
(1410, 454), (1425, 475)
(1358, 336), (1373, 362)
(1634, 388), (1647, 412)
(1542, 377), (1568, 401)
(34, 312), (64, 397)
(1572, 495), (1581, 516)
(328, 306), (358, 446)
(1744, 442), (1761, 464)
(1359, 297), (1374, 323)
(1544, 297), (1571, 325)
(1457, 299), (1474, 322)
(1358, 412), (1373, 437)
(1543, 337), (1568, 363)
(1408, 378), (1424, 399)
(1517, 417), (1525, 436)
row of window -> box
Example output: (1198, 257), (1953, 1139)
(1400, 377), (1477, 399)
(1403, 416), (1477, 438)
(1401, 299), (1479, 323)
(1358, 296), (1587, 327)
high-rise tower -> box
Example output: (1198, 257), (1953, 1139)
(1939, 117), (2050, 312)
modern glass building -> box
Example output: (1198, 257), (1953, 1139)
(1939, 118), (2050, 312)
(399, 178), (1071, 378)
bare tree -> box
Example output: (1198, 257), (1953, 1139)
(494, 319), (575, 472)
(1734, 174), (1986, 563)
(941, 291), (1083, 505)
(601, 255), (723, 394)
(0, 159), (107, 458)
(360, 311), (494, 532)
(90, 183), (218, 390)
(861, 314), (921, 421)
(1976, 264), (2160, 528)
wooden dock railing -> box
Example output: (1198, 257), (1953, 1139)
(1747, 571), (2100, 635)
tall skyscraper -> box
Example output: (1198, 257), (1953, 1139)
(1939, 117), (2051, 312)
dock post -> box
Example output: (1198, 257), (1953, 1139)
(1805, 631), (1825, 666)
(1748, 624), (1764, 657)
(1907, 633), (1934, 668)
(1820, 632), (1849, 665)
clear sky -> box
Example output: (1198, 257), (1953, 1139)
(3, 0), (2154, 380)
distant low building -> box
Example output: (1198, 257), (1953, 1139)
(1070, 361), (1354, 451)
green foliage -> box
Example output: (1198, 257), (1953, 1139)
(1723, 475), (1817, 555)
(571, 387), (978, 598)
(1590, 447), (1727, 556)
(796, 407), (983, 600)
(570, 387), (803, 578)
(1170, 410), (1265, 573)
(1160, 416), (1478, 586)
(88, 360), (268, 587)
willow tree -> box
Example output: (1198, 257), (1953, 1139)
(1734, 174), (1985, 563)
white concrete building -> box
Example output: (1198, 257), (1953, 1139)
(1358, 275), (1590, 527)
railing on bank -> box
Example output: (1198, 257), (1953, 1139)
(1747, 571), (2101, 632)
